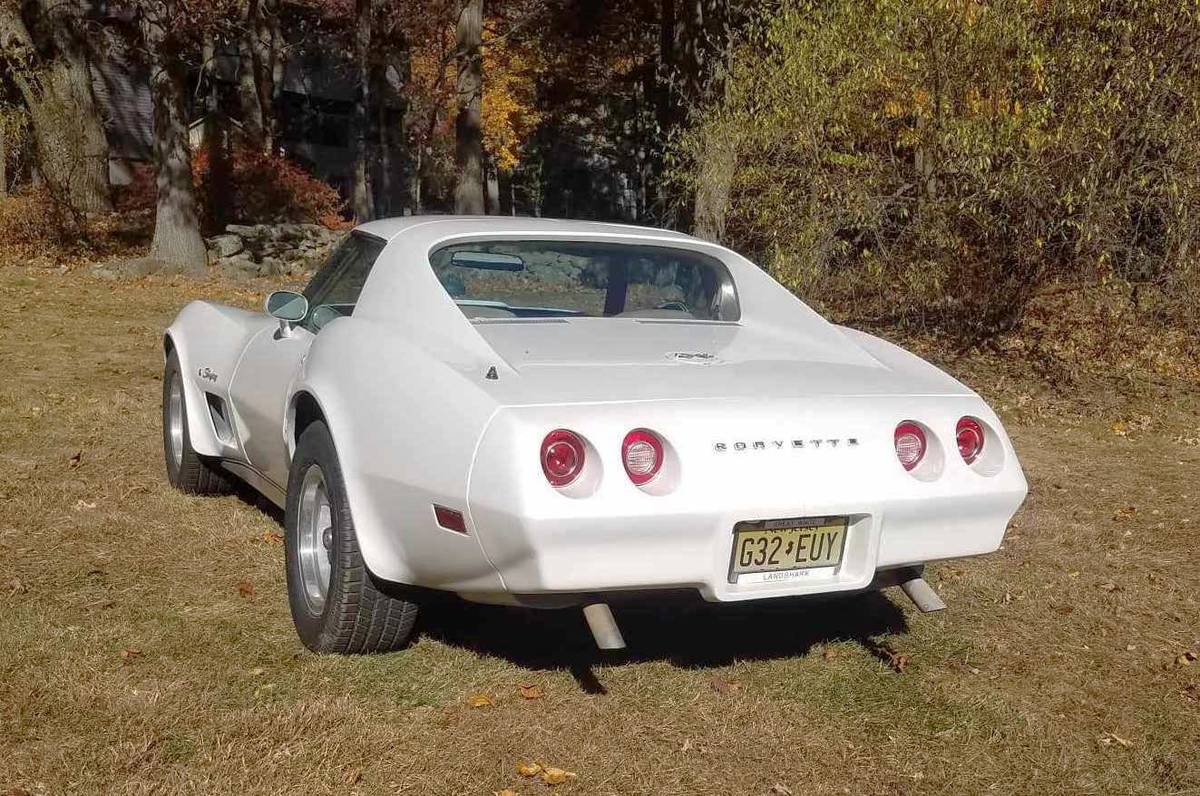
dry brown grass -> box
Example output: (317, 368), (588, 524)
(1, 265), (1198, 795)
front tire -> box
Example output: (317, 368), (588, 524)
(162, 350), (230, 495)
(285, 420), (419, 654)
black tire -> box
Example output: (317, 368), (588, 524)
(162, 350), (231, 495)
(285, 420), (419, 654)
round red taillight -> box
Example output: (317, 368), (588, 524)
(894, 421), (927, 471)
(956, 417), (985, 464)
(622, 429), (664, 485)
(541, 429), (585, 487)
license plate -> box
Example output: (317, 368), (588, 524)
(728, 517), (848, 583)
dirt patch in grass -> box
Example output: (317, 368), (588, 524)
(0, 266), (1197, 795)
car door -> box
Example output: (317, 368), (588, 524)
(229, 232), (387, 490)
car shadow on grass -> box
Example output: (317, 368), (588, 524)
(416, 591), (909, 694)
(231, 489), (911, 692)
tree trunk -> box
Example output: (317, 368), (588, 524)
(351, 0), (374, 221)
(485, 159), (500, 215)
(0, 0), (111, 214)
(254, 0), (281, 151)
(142, 1), (208, 273)
(0, 120), (7, 196)
(202, 36), (229, 234)
(691, 124), (734, 242)
(238, 0), (266, 150)
(453, 0), (484, 215)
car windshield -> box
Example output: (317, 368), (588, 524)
(429, 240), (739, 321)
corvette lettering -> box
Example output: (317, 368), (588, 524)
(714, 438), (859, 452)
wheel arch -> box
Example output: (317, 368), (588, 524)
(287, 389), (333, 463)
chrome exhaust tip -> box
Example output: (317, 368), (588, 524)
(900, 576), (947, 613)
(583, 602), (626, 650)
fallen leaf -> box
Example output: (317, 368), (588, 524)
(7, 578), (26, 596)
(261, 530), (283, 544)
(248, 667), (266, 676)
(770, 784), (794, 795)
(540, 767), (577, 786)
(73, 499), (97, 511)
(1174, 651), (1197, 668)
(1112, 506), (1136, 521)
(1111, 420), (1128, 436)
(887, 652), (911, 673)
(518, 684), (544, 700)
(494, 790), (519, 796)
(468, 693), (495, 708)
(236, 579), (255, 598)
(681, 738), (692, 752)
(1098, 731), (1134, 748)
(120, 648), (141, 660)
(710, 675), (742, 694)
(822, 647), (838, 661)
(516, 762), (543, 778)
(1098, 581), (1122, 593)
(342, 767), (362, 785)
(68, 450), (82, 468)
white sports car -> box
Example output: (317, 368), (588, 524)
(163, 216), (1027, 653)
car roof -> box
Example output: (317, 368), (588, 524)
(354, 215), (700, 244)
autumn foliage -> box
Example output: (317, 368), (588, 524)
(191, 147), (347, 231)
(672, 0), (1200, 338)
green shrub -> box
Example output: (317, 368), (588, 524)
(671, 0), (1200, 337)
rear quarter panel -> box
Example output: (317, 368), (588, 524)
(293, 316), (506, 591)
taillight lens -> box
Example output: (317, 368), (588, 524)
(894, 421), (927, 471)
(622, 429), (664, 485)
(956, 417), (985, 464)
(541, 429), (585, 487)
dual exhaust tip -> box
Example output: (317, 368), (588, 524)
(580, 570), (944, 651)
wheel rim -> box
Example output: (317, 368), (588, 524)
(167, 374), (184, 470)
(297, 464), (334, 615)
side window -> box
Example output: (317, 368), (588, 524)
(301, 233), (386, 332)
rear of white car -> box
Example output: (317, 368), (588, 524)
(464, 363), (1026, 607)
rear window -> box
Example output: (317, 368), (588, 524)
(429, 240), (739, 321)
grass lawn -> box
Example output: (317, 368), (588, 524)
(1, 267), (1197, 795)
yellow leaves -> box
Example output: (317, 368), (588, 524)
(517, 684), (545, 700)
(709, 675), (742, 694)
(540, 767), (577, 786)
(482, 30), (544, 172)
(515, 762), (542, 778)
(516, 762), (577, 786)
(1098, 731), (1134, 749)
(468, 693), (495, 708)
(1112, 505), (1136, 521)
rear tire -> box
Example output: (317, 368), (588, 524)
(285, 420), (419, 654)
(162, 350), (231, 495)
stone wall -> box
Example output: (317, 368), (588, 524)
(206, 223), (344, 280)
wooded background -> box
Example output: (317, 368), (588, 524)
(1, 0), (1197, 340)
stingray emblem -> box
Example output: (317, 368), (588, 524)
(667, 351), (718, 364)
(198, 367), (218, 382)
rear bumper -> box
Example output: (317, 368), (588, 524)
(465, 399), (1028, 603)
(466, 490), (1023, 603)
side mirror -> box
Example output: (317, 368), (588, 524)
(265, 291), (308, 335)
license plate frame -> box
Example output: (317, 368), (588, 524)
(727, 516), (849, 584)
